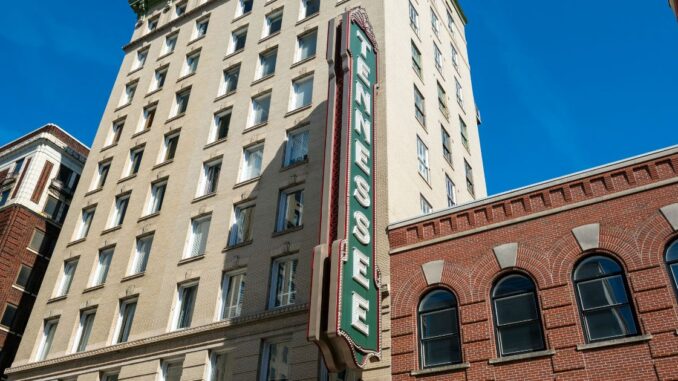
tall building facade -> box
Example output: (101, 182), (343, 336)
(7, 0), (485, 380)
(0, 125), (88, 379)
(387, 146), (678, 380)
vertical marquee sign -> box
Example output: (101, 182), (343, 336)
(308, 6), (381, 372)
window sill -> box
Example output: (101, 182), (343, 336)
(178, 255), (205, 266)
(272, 225), (304, 237)
(259, 31), (280, 44)
(114, 102), (132, 112)
(192, 193), (217, 203)
(251, 74), (275, 86)
(12, 284), (36, 296)
(121, 272), (145, 283)
(290, 55), (316, 69)
(66, 238), (87, 247)
(243, 122), (268, 134)
(131, 128), (151, 139)
(85, 188), (103, 197)
(204, 138), (228, 150)
(285, 104), (313, 118)
(232, 11), (251, 23)
(152, 160), (174, 170)
(187, 35), (206, 46)
(177, 72), (196, 83)
(576, 335), (652, 351)
(223, 241), (253, 252)
(47, 295), (67, 304)
(488, 349), (555, 365)
(296, 12), (319, 26)
(82, 284), (105, 294)
(281, 159), (308, 172)
(145, 88), (162, 98)
(157, 51), (174, 61)
(117, 174), (137, 184)
(411, 363), (470, 376)
(101, 226), (122, 236)
(100, 143), (119, 153)
(166, 113), (186, 124)
(138, 212), (160, 223)
(233, 176), (260, 189)
(214, 91), (236, 103)
(224, 49), (244, 61)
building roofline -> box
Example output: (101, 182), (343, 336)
(0, 124), (90, 157)
(389, 144), (678, 230)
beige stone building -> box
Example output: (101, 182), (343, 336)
(7, 0), (485, 380)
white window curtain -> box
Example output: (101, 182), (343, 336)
(133, 236), (153, 274)
(94, 249), (113, 286)
(285, 130), (309, 166)
(189, 218), (210, 257)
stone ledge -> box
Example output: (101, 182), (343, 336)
(576, 334), (652, 351)
(489, 349), (555, 365)
(410, 362), (470, 376)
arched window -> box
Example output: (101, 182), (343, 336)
(665, 240), (678, 297)
(418, 289), (461, 368)
(491, 274), (545, 356)
(573, 255), (638, 343)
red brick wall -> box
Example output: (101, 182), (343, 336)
(388, 153), (678, 380)
(0, 206), (56, 377)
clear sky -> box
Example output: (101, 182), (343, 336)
(0, 1), (676, 195)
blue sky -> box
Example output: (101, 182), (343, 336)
(0, 1), (676, 194)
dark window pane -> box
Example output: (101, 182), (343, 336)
(584, 306), (637, 341)
(423, 337), (461, 367)
(497, 322), (545, 355)
(577, 277), (628, 310)
(670, 263), (678, 291)
(1, 305), (17, 327)
(492, 274), (535, 298)
(419, 290), (456, 312)
(421, 309), (457, 338)
(494, 293), (538, 325)
(573, 256), (622, 281)
(667, 241), (678, 262)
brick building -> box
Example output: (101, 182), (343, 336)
(387, 146), (678, 380)
(0, 125), (88, 379)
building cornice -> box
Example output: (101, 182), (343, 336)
(0, 124), (89, 161)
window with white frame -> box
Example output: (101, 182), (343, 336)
(437, 81), (448, 115)
(299, 0), (319, 20)
(276, 189), (304, 232)
(36, 318), (58, 361)
(420, 195), (432, 214)
(198, 160), (222, 196)
(106, 120), (124, 147)
(236, 0), (253, 17)
(14, 264), (33, 291)
(173, 89), (191, 117)
(451, 43), (459, 69)
(270, 256), (298, 308)
(283, 128), (309, 166)
(446, 9), (456, 33)
(455, 78), (464, 107)
(433, 43), (443, 72)
(260, 337), (291, 381)
(417, 137), (430, 182)
(295, 29), (317, 62)
(111, 193), (130, 227)
(263, 9), (283, 37)
(409, 2), (419, 33)
(114, 298), (136, 343)
(257, 48), (278, 79)
(138, 104), (157, 132)
(219, 65), (240, 96)
(119, 82), (137, 106)
(74, 309), (96, 353)
(173, 282), (198, 330)
(193, 18), (209, 40)
(211, 109), (232, 142)
(220, 271), (245, 319)
(441, 127), (452, 164)
(56, 259), (78, 297)
(92, 247), (114, 286)
(147, 15), (159, 33)
(163, 33), (178, 55)
(411, 41), (422, 77)
(464, 159), (474, 196)
(430, 8), (440, 36)
(162, 360), (183, 381)
(175, 1), (187, 17)
(127, 147), (144, 177)
(131, 234), (153, 275)
(460, 117), (469, 150)
(249, 93), (270, 126)
(147, 180), (167, 215)
(414, 86), (425, 125)
(289, 75), (313, 111)
(150, 67), (168, 92)
(445, 175), (457, 207)
(210, 351), (234, 381)
(161, 132), (180, 162)
(132, 48), (148, 71)
(228, 205), (254, 246)
(185, 216), (211, 258)
(183, 51), (201, 77)
(229, 27), (248, 54)
(74, 207), (95, 240)
(239, 144), (264, 181)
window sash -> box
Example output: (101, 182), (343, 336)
(417, 138), (430, 180)
(58, 260), (78, 296)
(241, 146), (264, 181)
(114, 196), (129, 226)
(251, 96), (271, 125)
(277, 190), (304, 231)
(93, 249), (113, 286)
(76, 311), (96, 352)
(203, 162), (222, 195)
(176, 285), (197, 329)
(297, 31), (317, 61)
(230, 206), (254, 245)
(409, 3), (419, 32)
(133, 236), (153, 274)
(164, 135), (179, 161)
(117, 301), (136, 343)
(263, 340), (291, 381)
(291, 77), (313, 110)
(221, 273), (246, 319)
(222, 68), (239, 95)
(215, 112), (231, 141)
(284, 130), (309, 166)
(150, 183), (166, 213)
(189, 218), (211, 257)
(38, 319), (58, 360)
(274, 258), (298, 307)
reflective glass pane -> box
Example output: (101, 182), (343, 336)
(666, 241), (678, 262)
(495, 293), (538, 325)
(419, 290), (456, 312)
(498, 322), (544, 355)
(671, 263), (678, 291)
(421, 308), (457, 338)
(577, 276), (628, 310)
(492, 274), (534, 298)
(574, 256), (622, 281)
(423, 337), (460, 367)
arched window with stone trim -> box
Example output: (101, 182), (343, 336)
(491, 273), (545, 356)
(573, 255), (639, 343)
(665, 240), (678, 299)
(418, 289), (462, 368)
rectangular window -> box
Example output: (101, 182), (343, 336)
(236, 0), (253, 17)
(29, 229), (47, 253)
(15, 265), (32, 290)
(36, 318), (58, 360)
(257, 48), (278, 79)
(0, 189), (10, 206)
(111, 194), (130, 227)
(147, 181), (167, 215)
(264, 9), (283, 37)
(212, 109), (232, 142)
(414, 86), (425, 125)
(173, 89), (191, 117)
(460, 118), (469, 150)
(434, 43), (443, 72)
(441, 127), (452, 164)
(194, 18), (209, 40)
(455, 78), (464, 107)
(0, 304), (17, 328)
(43, 195), (67, 223)
(260, 338), (291, 381)
(175, 2), (187, 17)
(249, 93), (271, 126)
(239, 144), (264, 181)
(147, 16), (159, 32)
(451, 44), (459, 69)
(120, 82), (137, 106)
(220, 272), (245, 319)
(445, 175), (457, 207)
(128, 147), (144, 176)
(150, 67), (167, 92)
(131, 234), (153, 275)
(92, 248), (114, 286)
(114, 299), (137, 343)
(132, 48), (148, 71)
(228, 205), (254, 246)
(431, 8), (440, 36)
(210, 352), (233, 381)
(74, 309), (96, 352)
(162, 360), (183, 381)
(139, 104), (157, 132)
(174, 283), (198, 330)
(283, 128), (309, 166)
(220, 65), (240, 96)
(437, 81), (448, 116)
(447, 9), (456, 33)
(56, 259), (78, 297)
(409, 2), (419, 33)
(183, 51), (201, 76)
(163, 33), (178, 55)
(95, 161), (111, 189)
(229, 27), (248, 54)
(411, 41), (422, 77)
(289, 75), (314, 111)
(75, 207), (95, 240)
(106, 120), (124, 147)
(276, 189), (304, 232)
(299, 0), (320, 19)
(102, 373), (120, 381)
(465, 160), (474, 196)
(199, 160), (222, 196)
(162, 133), (180, 162)
(420, 195), (432, 214)
(56, 164), (76, 189)
(417, 137), (430, 182)
(185, 216), (211, 258)
(270, 256), (298, 308)
(295, 29), (317, 62)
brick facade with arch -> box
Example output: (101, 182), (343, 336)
(388, 147), (678, 380)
